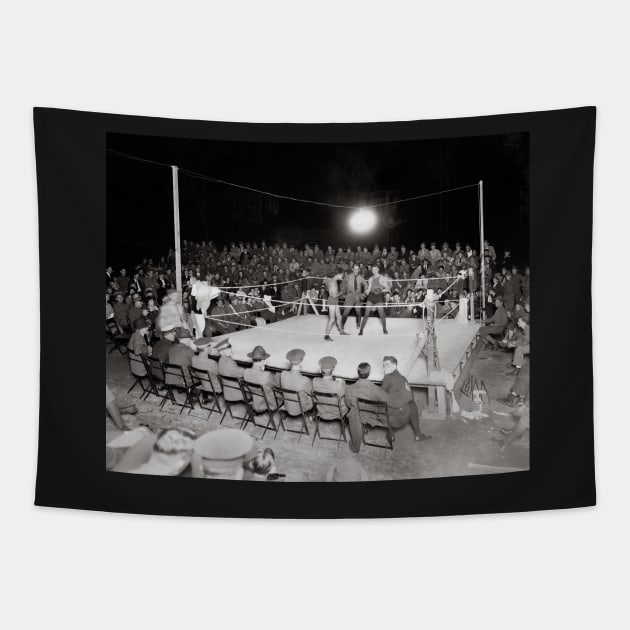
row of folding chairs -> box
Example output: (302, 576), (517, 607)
(105, 319), (129, 355)
(126, 352), (394, 449)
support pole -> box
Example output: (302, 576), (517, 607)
(479, 180), (485, 322)
(171, 165), (183, 303)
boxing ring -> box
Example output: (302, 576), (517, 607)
(210, 314), (481, 418)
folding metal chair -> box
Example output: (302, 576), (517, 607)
(218, 374), (250, 427)
(106, 319), (129, 355)
(189, 366), (222, 421)
(242, 380), (280, 439)
(140, 355), (167, 406)
(127, 352), (151, 399)
(161, 362), (195, 414)
(357, 398), (394, 450)
(272, 386), (310, 443)
(311, 390), (348, 446)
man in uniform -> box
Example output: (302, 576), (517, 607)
(191, 337), (221, 394)
(112, 291), (130, 332)
(279, 348), (313, 416)
(151, 324), (177, 380)
(127, 295), (144, 330)
(243, 345), (278, 412)
(232, 290), (251, 327)
(167, 328), (196, 388)
(312, 355), (349, 420)
(358, 265), (391, 335)
(340, 263), (367, 332)
(381, 355), (431, 442)
(116, 268), (130, 293)
(217, 338), (244, 402)
(344, 362), (388, 453)
(478, 296), (509, 347)
(127, 318), (150, 356)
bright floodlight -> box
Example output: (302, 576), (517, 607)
(349, 207), (377, 234)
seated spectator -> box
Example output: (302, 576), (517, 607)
(151, 324), (178, 380)
(381, 356), (431, 442)
(166, 328), (196, 388)
(191, 337), (221, 394)
(344, 362), (387, 453)
(312, 355), (349, 419)
(279, 348), (313, 415)
(216, 338), (245, 402)
(127, 295), (145, 328)
(127, 318), (151, 366)
(478, 296), (508, 347)
(243, 345), (278, 412)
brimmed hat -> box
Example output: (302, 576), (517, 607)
(133, 318), (147, 331)
(194, 337), (213, 348)
(247, 345), (270, 360)
(286, 348), (305, 364)
(319, 356), (337, 370)
(161, 324), (177, 334)
(193, 428), (254, 479)
(214, 338), (231, 352)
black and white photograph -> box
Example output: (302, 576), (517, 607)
(105, 131), (530, 481)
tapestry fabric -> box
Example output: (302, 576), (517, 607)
(34, 106), (595, 517)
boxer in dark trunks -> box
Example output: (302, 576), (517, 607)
(358, 265), (391, 335)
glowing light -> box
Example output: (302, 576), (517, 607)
(349, 207), (377, 234)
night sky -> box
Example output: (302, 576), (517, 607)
(106, 131), (529, 269)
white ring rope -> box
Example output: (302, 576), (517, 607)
(202, 315), (429, 338)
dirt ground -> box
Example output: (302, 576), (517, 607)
(106, 344), (529, 481)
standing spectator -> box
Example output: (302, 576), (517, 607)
(112, 291), (130, 332)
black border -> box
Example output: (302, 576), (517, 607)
(34, 106), (595, 517)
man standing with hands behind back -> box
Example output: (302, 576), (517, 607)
(341, 263), (367, 332)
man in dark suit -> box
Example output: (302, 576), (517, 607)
(381, 356), (431, 442)
(344, 362), (388, 453)
(341, 263), (367, 332)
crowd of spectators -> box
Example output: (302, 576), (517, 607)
(106, 238), (531, 471)
(106, 238), (530, 337)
